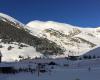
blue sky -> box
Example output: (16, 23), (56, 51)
(0, 0), (100, 27)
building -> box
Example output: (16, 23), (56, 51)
(68, 56), (79, 60)
(0, 51), (2, 63)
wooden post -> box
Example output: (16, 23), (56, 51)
(37, 63), (40, 77)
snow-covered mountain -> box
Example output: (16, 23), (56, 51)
(0, 13), (64, 61)
(0, 13), (43, 61)
(1, 12), (100, 61)
(1, 13), (100, 80)
(26, 20), (100, 56)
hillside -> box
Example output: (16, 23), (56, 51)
(27, 21), (100, 56)
(0, 13), (64, 61)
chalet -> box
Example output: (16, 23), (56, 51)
(68, 56), (79, 60)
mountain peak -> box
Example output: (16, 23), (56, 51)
(0, 13), (24, 27)
(0, 13), (16, 22)
(26, 20), (79, 34)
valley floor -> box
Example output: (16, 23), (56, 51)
(0, 68), (100, 80)
(0, 58), (100, 80)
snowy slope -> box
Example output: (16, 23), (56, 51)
(0, 13), (24, 27)
(82, 46), (100, 57)
(0, 13), (43, 62)
(0, 40), (42, 62)
(26, 20), (100, 56)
